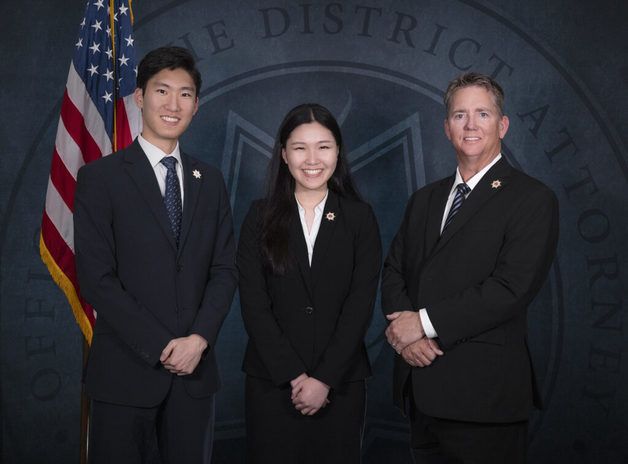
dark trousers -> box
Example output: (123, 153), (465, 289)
(409, 399), (527, 464)
(245, 376), (366, 464)
(89, 377), (215, 464)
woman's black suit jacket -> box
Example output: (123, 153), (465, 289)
(237, 191), (382, 390)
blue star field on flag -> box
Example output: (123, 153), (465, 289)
(73, 0), (137, 139)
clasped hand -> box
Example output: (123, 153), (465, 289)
(386, 311), (443, 367)
(400, 338), (444, 367)
(290, 373), (330, 416)
(160, 334), (208, 375)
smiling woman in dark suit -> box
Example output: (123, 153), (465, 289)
(237, 103), (382, 463)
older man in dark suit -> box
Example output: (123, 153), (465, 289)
(382, 72), (559, 463)
(74, 46), (237, 464)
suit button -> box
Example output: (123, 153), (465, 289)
(176, 263), (183, 272)
(304, 306), (314, 315)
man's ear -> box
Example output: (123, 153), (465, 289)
(499, 115), (510, 139)
(133, 87), (143, 110)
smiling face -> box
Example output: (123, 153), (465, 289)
(444, 85), (509, 169)
(134, 67), (199, 154)
(282, 121), (339, 195)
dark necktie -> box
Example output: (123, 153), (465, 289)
(442, 182), (471, 232)
(160, 156), (182, 245)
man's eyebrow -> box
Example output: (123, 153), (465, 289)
(152, 81), (196, 92)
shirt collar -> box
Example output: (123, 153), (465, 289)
(454, 153), (502, 191)
(137, 134), (182, 168)
(295, 190), (329, 215)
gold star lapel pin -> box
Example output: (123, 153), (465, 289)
(491, 179), (502, 189)
(325, 212), (336, 221)
(192, 169), (202, 179)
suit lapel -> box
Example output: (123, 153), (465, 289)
(123, 141), (177, 251)
(177, 154), (202, 255)
(425, 177), (453, 255)
(310, 191), (338, 290)
(289, 202), (314, 298)
(434, 157), (513, 254)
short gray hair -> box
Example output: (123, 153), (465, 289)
(444, 72), (505, 116)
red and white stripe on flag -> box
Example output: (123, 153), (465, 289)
(40, 0), (141, 344)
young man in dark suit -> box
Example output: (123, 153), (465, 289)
(74, 46), (237, 464)
(382, 72), (559, 463)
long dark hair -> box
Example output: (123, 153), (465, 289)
(260, 103), (361, 275)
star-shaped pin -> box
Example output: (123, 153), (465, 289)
(192, 169), (202, 179)
(491, 179), (502, 189)
(325, 212), (335, 221)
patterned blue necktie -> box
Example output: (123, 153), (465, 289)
(160, 156), (182, 245)
(442, 182), (471, 232)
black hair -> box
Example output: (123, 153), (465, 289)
(136, 46), (202, 95)
(260, 103), (361, 275)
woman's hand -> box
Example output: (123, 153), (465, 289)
(291, 377), (330, 416)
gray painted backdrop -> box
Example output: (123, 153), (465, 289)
(1, 1), (627, 463)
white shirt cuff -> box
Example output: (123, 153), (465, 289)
(419, 308), (438, 339)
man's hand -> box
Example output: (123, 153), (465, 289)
(386, 311), (425, 351)
(160, 334), (208, 375)
(401, 338), (444, 367)
(291, 377), (330, 416)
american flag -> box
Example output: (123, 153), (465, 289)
(40, 0), (141, 344)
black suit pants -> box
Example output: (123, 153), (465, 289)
(245, 376), (366, 464)
(409, 394), (527, 464)
(89, 376), (215, 464)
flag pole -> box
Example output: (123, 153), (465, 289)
(110, 0), (118, 152)
(80, 338), (90, 464)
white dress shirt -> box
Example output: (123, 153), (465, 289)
(421, 154), (503, 338)
(295, 191), (329, 266)
(138, 134), (185, 206)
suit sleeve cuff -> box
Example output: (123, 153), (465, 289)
(419, 308), (438, 338)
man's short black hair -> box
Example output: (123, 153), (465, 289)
(136, 46), (202, 95)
